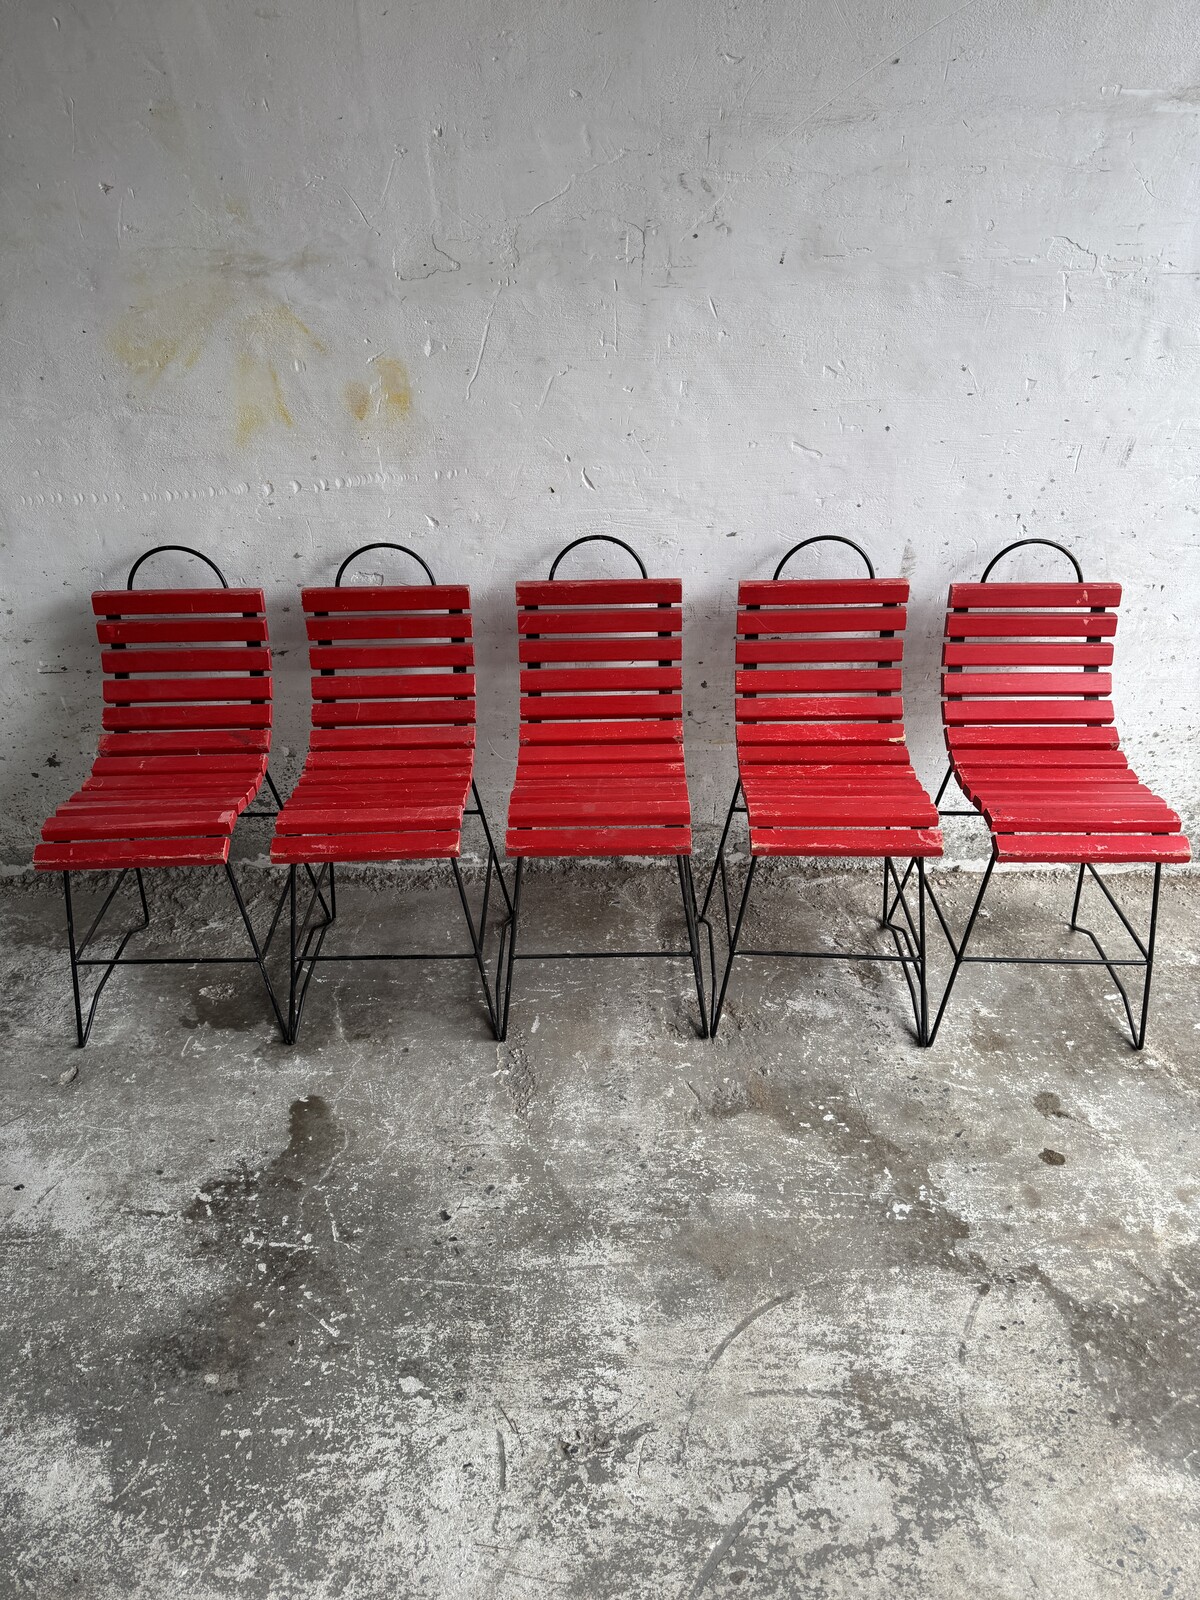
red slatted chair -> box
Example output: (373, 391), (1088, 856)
(927, 538), (1190, 1048)
(33, 545), (287, 1045)
(699, 537), (943, 1040)
(270, 543), (507, 1043)
(497, 536), (707, 1039)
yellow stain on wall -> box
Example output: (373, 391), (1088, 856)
(344, 380), (371, 422)
(374, 356), (412, 417)
(108, 280), (236, 384)
(345, 356), (412, 424)
(234, 356), (293, 447)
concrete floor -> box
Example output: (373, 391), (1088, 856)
(1, 860), (1197, 1599)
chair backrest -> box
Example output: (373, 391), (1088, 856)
(942, 578), (1122, 759)
(735, 576), (911, 766)
(301, 582), (475, 755)
(515, 576), (684, 747)
(93, 584), (272, 759)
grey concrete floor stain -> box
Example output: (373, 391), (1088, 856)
(0, 866), (1198, 1598)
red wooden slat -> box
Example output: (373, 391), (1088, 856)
(749, 826), (942, 858)
(942, 641), (1113, 667)
(302, 584), (470, 612)
(736, 696), (905, 723)
(738, 579), (908, 606)
(748, 797), (938, 826)
(943, 700), (1114, 726)
(93, 588), (265, 616)
(947, 726), (1120, 748)
(509, 795), (690, 826)
(308, 644), (474, 670)
(91, 754), (264, 775)
(42, 810), (237, 840)
(304, 615), (472, 641)
(736, 668), (902, 694)
(271, 830), (463, 863)
(517, 579), (681, 606)
(34, 837), (232, 870)
(738, 722), (905, 745)
(948, 582), (1121, 609)
(519, 720), (682, 745)
(312, 701), (475, 726)
(984, 802), (1180, 831)
(519, 637), (683, 663)
(943, 672), (1113, 697)
(994, 832), (1189, 865)
(98, 730), (270, 755)
(100, 647), (272, 675)
(738, 606), (906, 635)
(103, 678), (272, 704)
(276, 804), (464, 832)
(309, 726), (474, 749)
(520, 694), (682, 722)
(97, 618), (269, 645)
(517, 607), (682, 636)
(103, 705), (272, 730)
(310, 673), (475, 701)
(520, 667), (680, 693)
(737, 639), (904, 665)
(505, 825), (691, 858)
(945, 614), (1117, 638)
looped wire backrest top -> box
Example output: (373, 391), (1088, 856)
(772, 535), (876, 581)
(517, 539), (682, 735)
(126, 544), (229, 589)
(334, 542), (437, 588)
(547, 535), (649, 581)
(979, 538), (1084, 584)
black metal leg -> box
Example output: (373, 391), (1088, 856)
(700, 783), (743, 922)
(1135, 864), (1162, 1050)
(1068, 862), (1086, 930)
(224, 864), (289, 1042)
(61, 868), (152, 1047)
(928, 857), (934, 1043)
(710, 855), (757, 1038)
(677, 856), (709, 1038)
(924, 852), (997, 1047)
(497, 859), (524, 1042)
(451, 858), (500, 1039)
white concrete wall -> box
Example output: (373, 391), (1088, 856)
(2, 0), (1198, 865)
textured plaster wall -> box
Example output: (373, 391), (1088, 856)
(1, 0), (1198, 865)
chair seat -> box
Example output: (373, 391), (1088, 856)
(34, 754), (266, 871)
(739, 758), (942, 858)
(506, 742), (691, 857)
(271, 757), (472, 864)
(952, 760), (1190, 865)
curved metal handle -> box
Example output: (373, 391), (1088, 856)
(980, 538), (1083, 583)
(334, 542), (437, 587)
(126, 545), (228, 589)
(547, 535), (648, 580)
(772, 536), (875, 581)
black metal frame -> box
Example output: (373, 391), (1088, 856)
(495, 535), (708, 1041)
(58, 546), (290, 1046)
(494, 853), (708, 1041)
(696, 537), (930, 1042)
(698, 783), (930, 1042)
(926, 537), (1165, 1050)
(284, 781), (510, 1044)
(281, 542), (510, 1045)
